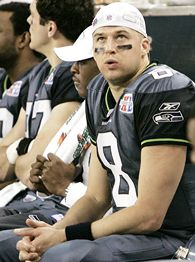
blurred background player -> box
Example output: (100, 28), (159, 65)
(0, 25), (101, 261)
(0, 26), (100, 231)
(0, 1), (44, 139)
(0, 0), (94, 190)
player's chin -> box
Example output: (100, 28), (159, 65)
(75, 86), (85, 97)
(74, 82), (80, 90)
(29, 42), (36, 51)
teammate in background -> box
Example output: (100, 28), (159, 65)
(0, 1), (44, 139)
(12, 2), (195, 262)
(0, 26), (100, 231)
(0, 26), (101, 261)
(0, 0), (94, 188)
(30, 26), (99, 199)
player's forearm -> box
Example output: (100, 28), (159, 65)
(0, 130), (24, 148)
(0, 109), (25, 147)
(15, 155), (33, 188)
(56, 200), (161, 241)
(15, 137), (48, 188)
(91, 203), (162, 239)
(54, 194), (108, 229)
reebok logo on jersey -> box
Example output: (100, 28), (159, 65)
(119, 93), (133, 114)
(153, 111), (184, 125)
(159, 102), (180, 111)
(6, 81), (22, 97)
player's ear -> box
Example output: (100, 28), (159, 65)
(47, 21), (57, 38)
(16, 31), (31, 49)
(141, 37), (150, 56)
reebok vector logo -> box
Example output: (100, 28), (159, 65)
(159, 102), (180, 111)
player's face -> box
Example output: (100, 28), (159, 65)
(27, 0), (49, 54)
(0, 11), (18, 70)
(93, 26), (150, 87)
(71, 58), (99, 98)
(187, 118), (195, 163)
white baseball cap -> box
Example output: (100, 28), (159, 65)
(54, 26), (93, 62)
(92, 2), (147, 37)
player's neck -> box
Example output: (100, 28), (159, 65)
(7, 59), (39, 83)
(109, 60), (150, 102)
(46, 38), (73, 68)
(109, 85), (126, 103)
(47, 52), (62, 68)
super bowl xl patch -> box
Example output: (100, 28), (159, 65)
(6, 81), (22, 97)
(119, 93), (133, 113)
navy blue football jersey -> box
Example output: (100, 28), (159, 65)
(86, 63), (195, 236)
(0, 67), (33, 138)
(25, 59), (82, 139)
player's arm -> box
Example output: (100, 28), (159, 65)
(15, 101), (80, 188)
(15, 144), (186, 256)
(15, 144), (112, 256)
(54, 144), (112, 229)
(91, 144), (186, 238)
(0, 108), (26, 147)
(0, 108), (26, 181)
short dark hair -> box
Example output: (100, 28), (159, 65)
(36, 0), (94, 42)
(0, 2), (30, 36)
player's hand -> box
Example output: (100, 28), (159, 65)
(15, 218), (66, 260)
(29, 155), (49, 194)
(41, 153), (76, 196)
(17, 236), (41, 262)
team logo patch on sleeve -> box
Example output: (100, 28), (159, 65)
(6, 81), (22, 97)
(119, 93), (133, 113)
(153, 102), (184, 124)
